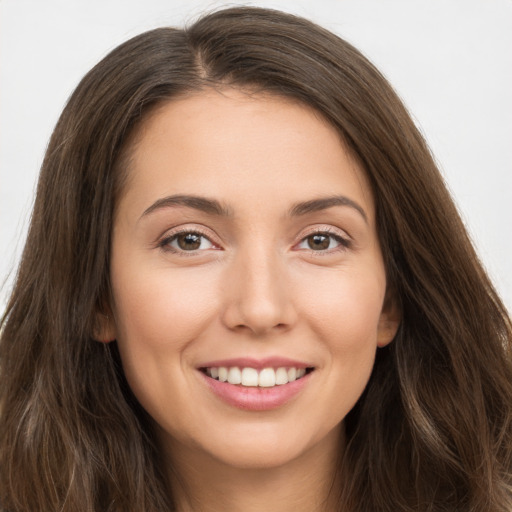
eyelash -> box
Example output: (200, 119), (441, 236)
(296, 228), (351, 254)
(157, 227), (351, 255)
(158, 228), (218, 255)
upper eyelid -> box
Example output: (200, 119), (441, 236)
(296, 224), (351, 241)
(158, 225), (217, 242)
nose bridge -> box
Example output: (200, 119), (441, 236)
(222, 240), (294, 334)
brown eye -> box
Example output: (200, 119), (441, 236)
(163, 232), (215, 252)
(177, 233), (202, 250)
(307, 234), (331, 250)
(296, 231), (349, 252)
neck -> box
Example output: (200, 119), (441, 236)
(163, 426), (344, 512)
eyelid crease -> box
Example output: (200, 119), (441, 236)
(155, 223), (217, 243)
(296, 225), (352, 242)
(299, 224), (349, 234)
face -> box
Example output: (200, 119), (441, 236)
(103, 89), (399, 470)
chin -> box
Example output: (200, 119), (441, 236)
(176, 419), (343, 471)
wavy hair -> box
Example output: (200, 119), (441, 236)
(1, 7), (511, 511)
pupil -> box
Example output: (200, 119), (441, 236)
(308, 234), (330, 250)
(178, 233), (201, 250)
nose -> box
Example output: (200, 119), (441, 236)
(221, 247), (297, 336)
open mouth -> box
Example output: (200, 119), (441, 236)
(200, 366), (315, 388)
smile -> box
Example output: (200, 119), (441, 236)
(202, 366), (312, 387)
(198, 357), (315, 410)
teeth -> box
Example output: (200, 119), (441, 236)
(258, 368), (276, 387)
(227, 367), (242, 385)
(205, 366), (311, 387)
(241, 367), (259, 386)
(275, 367), (288, 385)
(218, 367), (228, 382)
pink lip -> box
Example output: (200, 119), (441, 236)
(201, 373), (311, 411)
(198, 357), (312, 370)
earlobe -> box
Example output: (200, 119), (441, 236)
(92, 312), (117, 343)
(377, 290), (401, 348)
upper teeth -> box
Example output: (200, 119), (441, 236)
(206, 367), (307, 387)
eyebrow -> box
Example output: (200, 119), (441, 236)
(139, 193), (367, 223)
(289, 196), (368, 223)
(140, 194), (232, 220)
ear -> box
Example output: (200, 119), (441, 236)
(92, 309), (117, 344)
(376, 288), (401, 348)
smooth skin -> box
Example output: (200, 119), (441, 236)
(97, 88), (400, 512)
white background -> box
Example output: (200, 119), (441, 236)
(1, 0), (511, 314)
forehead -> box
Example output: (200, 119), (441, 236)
(117, 88), (374, 220)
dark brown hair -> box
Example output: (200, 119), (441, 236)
(1, 7), (511, 511)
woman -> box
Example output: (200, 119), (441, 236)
(0, 6), (511, 512)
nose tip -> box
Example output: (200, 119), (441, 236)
(221, 255), (296, 336)
(229, 297), (289, 336)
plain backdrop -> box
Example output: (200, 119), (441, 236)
(1, 0), (511, 314)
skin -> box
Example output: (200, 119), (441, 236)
(98, 88), (400, 511)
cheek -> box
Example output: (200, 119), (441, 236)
(295, 262), (386, 410)
(296, 265), (386, 346)
(108, 262), (222, 421)
(109, 260), (221, 424)
(111, 263), (220, 348)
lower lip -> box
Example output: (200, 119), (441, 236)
(200, 371), (312, 411)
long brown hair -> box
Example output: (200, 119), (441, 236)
(1, 7), (511, 511)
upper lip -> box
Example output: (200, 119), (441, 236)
(197, 357), (313, 370)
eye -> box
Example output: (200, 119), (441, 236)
(296, 231), (349, 252)
(161, 231), (216, 252)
